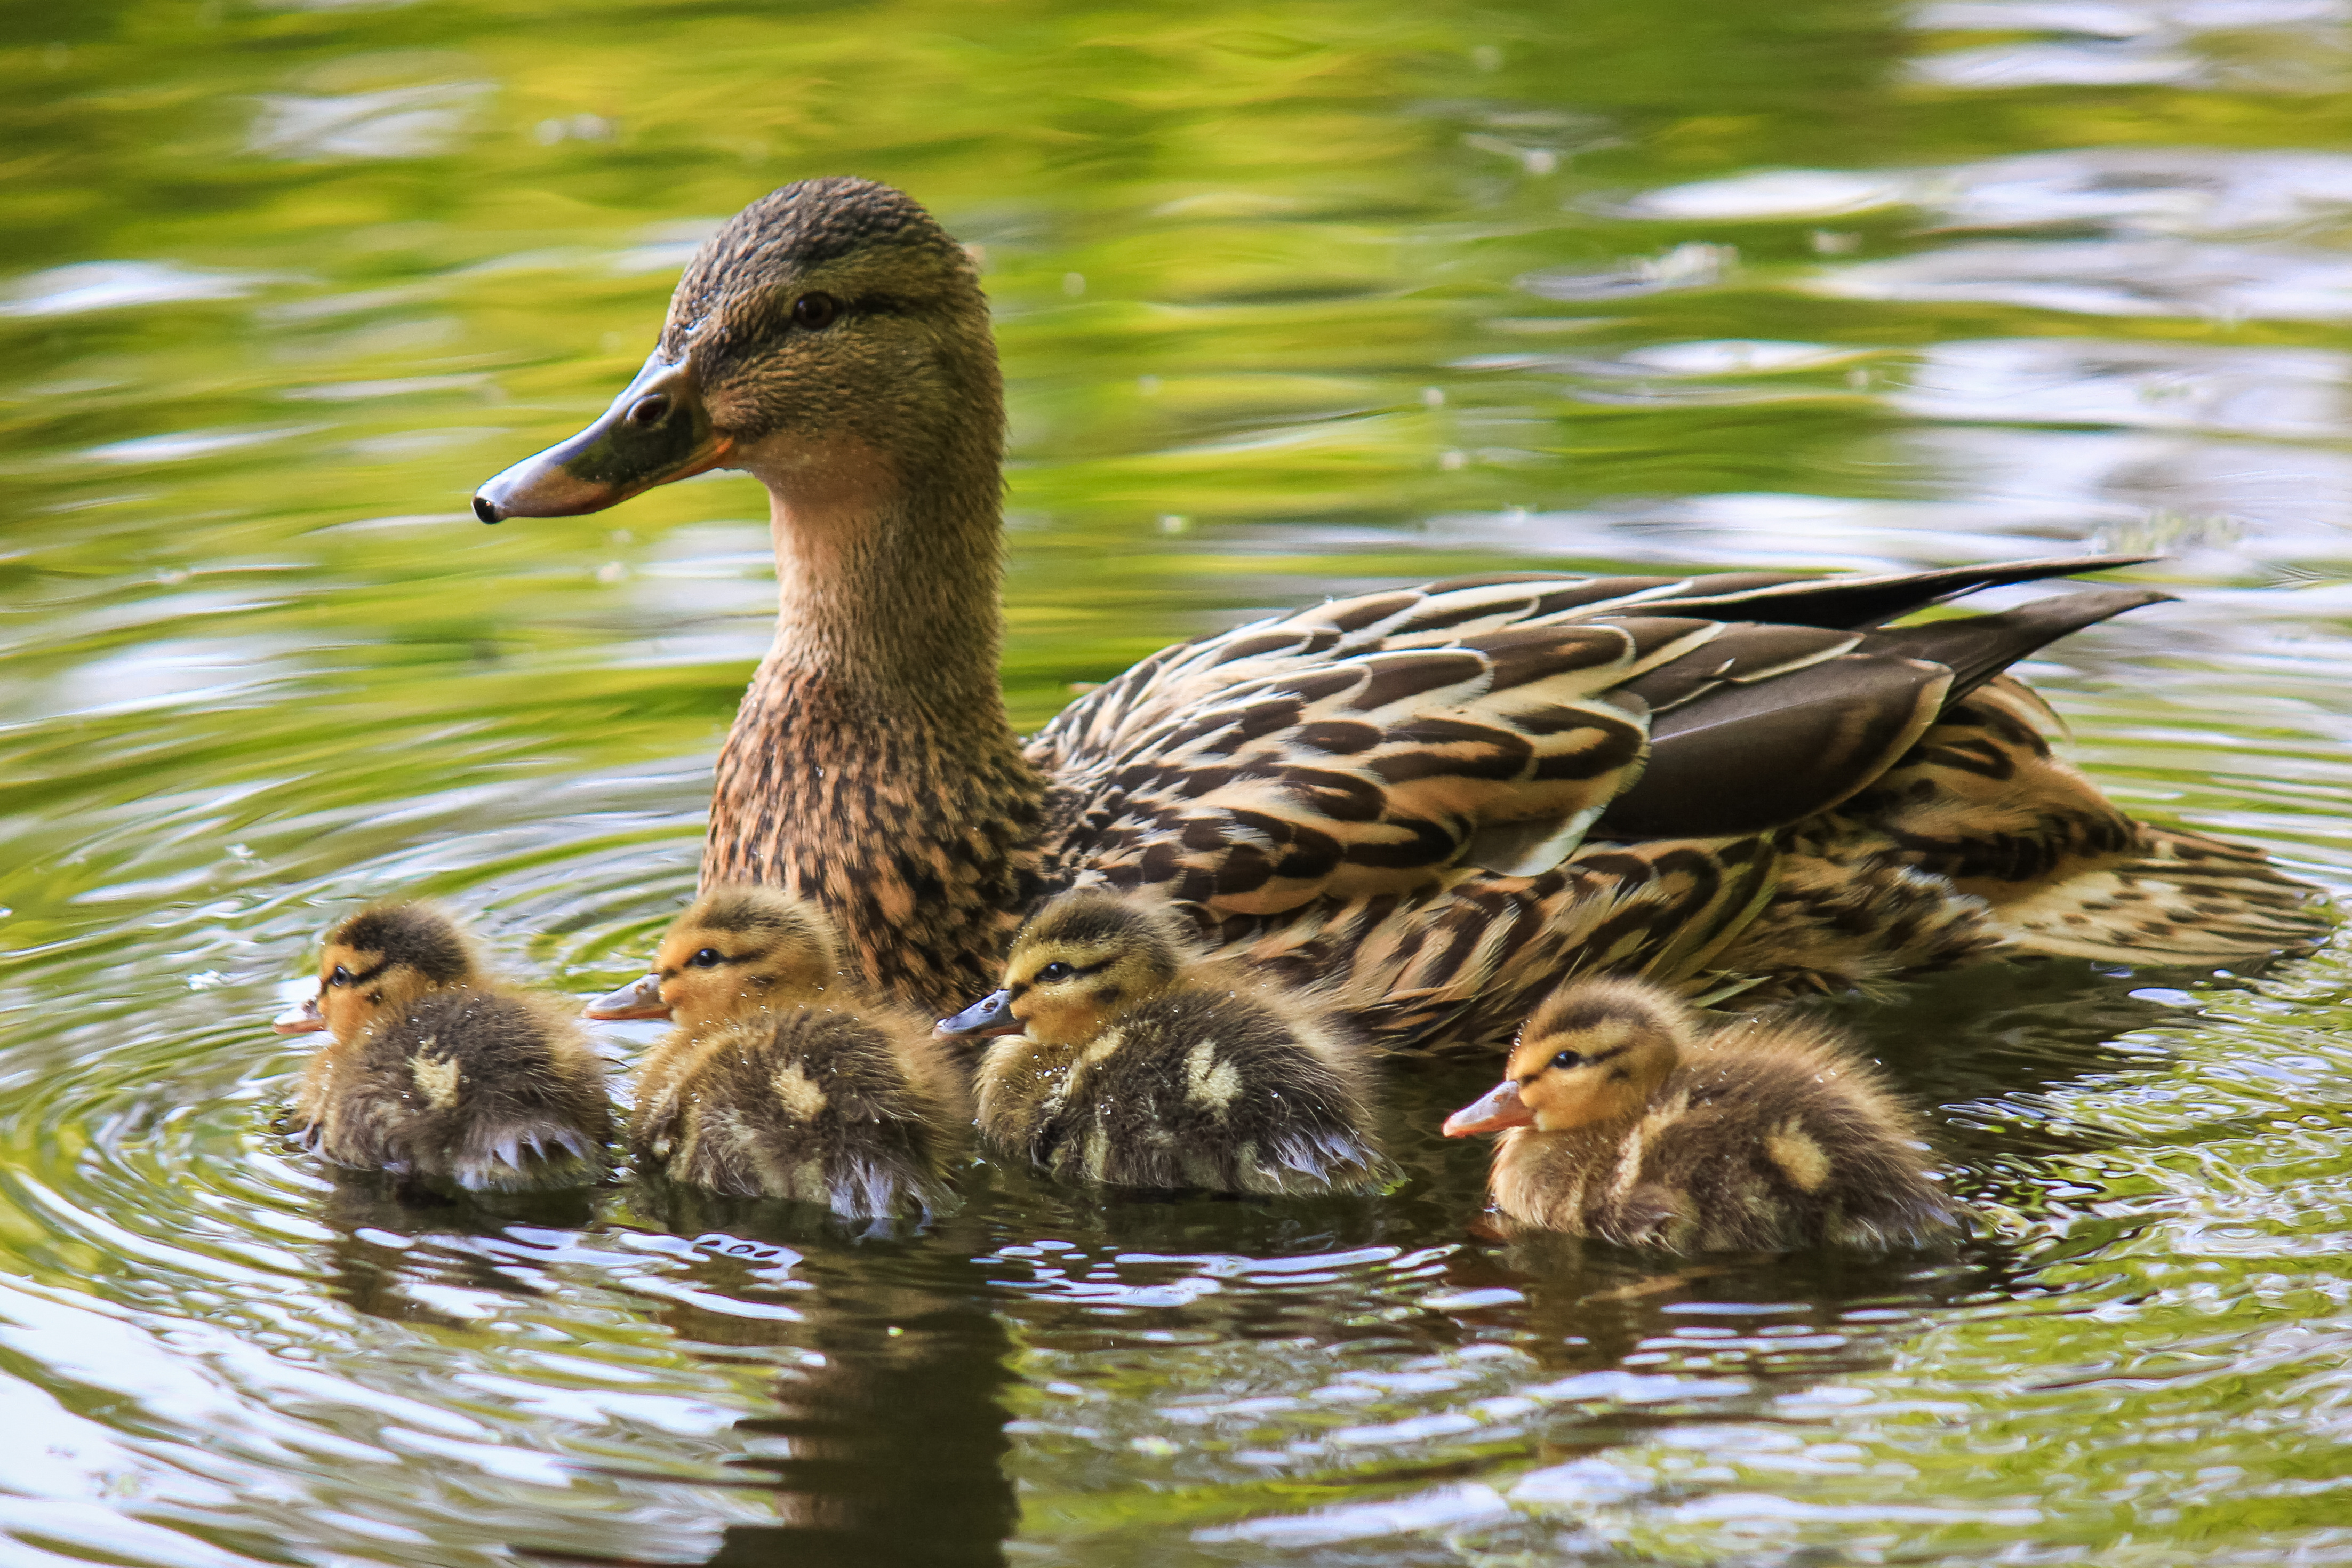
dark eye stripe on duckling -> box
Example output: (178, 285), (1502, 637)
(1527, 1043), (1628, 1081)
(661, 947), (741, 975)
(331, 958), (396, 989)
(1009, 956), (1116, 997)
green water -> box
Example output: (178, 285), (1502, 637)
(5, 0), (2352, 1562)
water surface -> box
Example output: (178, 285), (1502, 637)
(4, 0), (2352, 1563)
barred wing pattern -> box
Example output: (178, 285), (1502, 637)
(1033, 554), (2155, 762)
(1021, 556), (2330, 1046)
(1029, 563), (2166, 917)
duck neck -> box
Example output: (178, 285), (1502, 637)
(705, 441), (1044, 1015)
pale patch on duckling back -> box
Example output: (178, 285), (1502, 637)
(1184, 1037), (1243, 1112)
(771, 1060), (827, 1121)
(1765, 1120), (1832, 1193)
(409, 1048), (461, 1112)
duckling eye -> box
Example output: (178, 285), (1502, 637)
(791, 292), (840, 330)
(689, 948), (726, 969)
(327, 966), (352, 988)
(1550, 1049), (1583, 1070)
(1037, 961), (1074, 983)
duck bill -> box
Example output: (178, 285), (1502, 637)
(935, 988), (1022, 1039)
(472, 354), (732, 523)
(1443, 1079), (1534, 1137)
(272, 995), (325, 1036)
(583, 974), (671, 1021)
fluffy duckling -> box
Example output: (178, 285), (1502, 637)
(274, 903), (612, 1192)
(1443, 977), (1958, 1252)
(583, 886), (970, 1220)
(936, 889), (1393, 1196)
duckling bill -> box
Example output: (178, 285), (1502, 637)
(1444, 977), (1958, 1252)
(938, 889), (1393, 1197)
(275, 903), (612, 1193)
(586, 885), (970, 1220)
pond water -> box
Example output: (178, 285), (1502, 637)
(6, 0), (2352, 1563)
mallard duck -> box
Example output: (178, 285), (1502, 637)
(1443, 976), (1958, 1251)
(583, 885), (971, 1219)
(273, 902), (612, 1191)
(473, 177), (2329, 1047)
(935, 887), (1392, 1195)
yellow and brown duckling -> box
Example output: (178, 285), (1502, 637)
(583, 886), (970, 1220)
(1443, 977), (1958, 1252)
(936, 888), (1394, 1196)
(273, 903), (612, 1193)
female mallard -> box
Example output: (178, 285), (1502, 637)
(274, 902), (612, 1191)
(1442, 975), (1958, 1252)
(584, 885), (970, 1219)
(936, 887), (1392, 1196)
(472, 178), (2328, 1050)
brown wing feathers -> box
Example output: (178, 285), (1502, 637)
(1017, 555), (2323, 1041)
(1062, 621), (1708, 914)
(1053, 580), (2175, 908)
(1595, 587), (2174, 842)
(1028, 554), (2158, 786)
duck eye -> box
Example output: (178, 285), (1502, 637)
(1551, 1049), (1583, 1070)
(791, 292), (840, 330)
(689, 948), (726, 969)
(625, 394), (670, 428)
(327, 966), (351, 987)
(1037, 961), (1073, 982)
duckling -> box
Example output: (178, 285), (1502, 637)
(1442, 977), (1957, 1252)
(936, 888), (1393, 1196)
(583, 886), (970, 1220)
(273, 903), (612, 1192)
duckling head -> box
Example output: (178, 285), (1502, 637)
(274, 903), (478, 1041)
(1443, 977), (1691, 1137)
(935, 889), (1190, 1049)
(585, 885), (841, 1037)
(474, 178), (997, 525)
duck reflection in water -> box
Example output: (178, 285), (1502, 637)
(310, 1190), (1019, 1568)
(614, 1212), (1019, 1568)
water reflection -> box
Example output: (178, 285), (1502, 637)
(1906, 0), (2351, 90)
(1818, 238), (2352, 320)
(249, 83), (490, 161)
(1623, 147), (2352, 235)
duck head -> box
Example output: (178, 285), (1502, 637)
(473, 178), (999, 527)
(1443, 977), (1691, 1137)
(936, 890), (1190, 1049)
(585, 885), (842, 1037)
(274, 903), (478, 1041)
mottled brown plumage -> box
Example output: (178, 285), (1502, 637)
(588, 885), (970, 1219)
(278, 903), (611, 1192)
(1444, 977), (1958, 1252)
(940, 889), (1393, 1195)
(474, 179), (2333, 1045)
